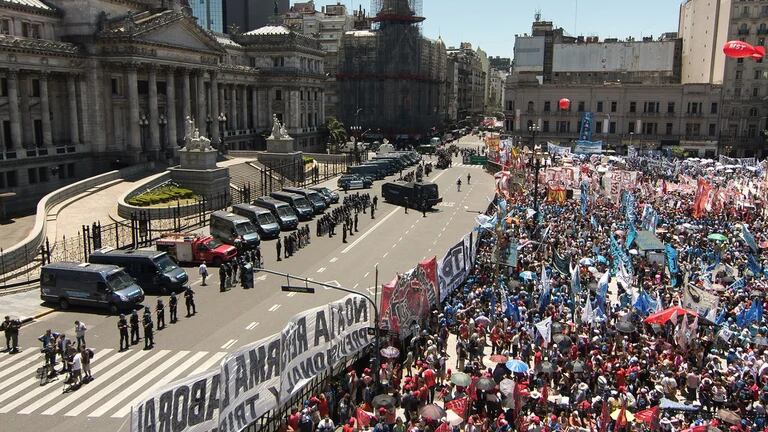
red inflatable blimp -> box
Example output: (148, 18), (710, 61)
(559, 98), (570, 111)
(723, 40), (765, 60)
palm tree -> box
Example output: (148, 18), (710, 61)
(324, 117), (348, 154)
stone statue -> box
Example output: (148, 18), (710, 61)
(269, 114), (291, 140)
(182, 116), (212, 151)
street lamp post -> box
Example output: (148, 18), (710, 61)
(218, 112), (228, 153)
(528, 123), (540, 147)
(158, 114), (168, 155)
(139, 114), (150, 153)
(257, 267), (383, 380)
(206, 115), (212, 139)
(526, 144), (548, 230)
(353, 108), (363, 164)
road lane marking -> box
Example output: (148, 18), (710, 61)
(256, 275), (267, 281)
(112, 351), (209, 418)
(405, 230), (410, 234)
(190, 352), (227, 375)
(364, 272), (370, 278)
(341, 207), (400, 254)
(10, 349), (118, 414)
(398, 237), (403, 242)
(221, 339), (237, 349)
(329, 257), (338, 263)
(353, 283), (359, 289)
(37, 349), (149, 416)
(63, 350), (172, 417)
(246, 321), (260, 330)
(433, 240), (438, 245)
(383, 252), (389, 258)
(0, 351), (39, 381)
(410, 224), (415, 229)
(286, 292), (296, 297)
(317, 267), (326, 273)
(391, 244), (397, 249)
(89, 351), (190, 417)
(0, 347), (35, 369)
(269, 304), (281, 312)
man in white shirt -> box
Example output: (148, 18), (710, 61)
(70, 351), (82, 388)
(74, 321), (87, 350)
(199, 262), (208, 286)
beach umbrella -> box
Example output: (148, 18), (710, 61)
(596, 255), (608, 264)
(717, 409), (741, 425)
(708, 233), (728, 242)
(419, 404), (447, 421)
(490, 354), (509, 363)
(579, 257), (595, 266)
(611, 408), (635, 422)
(499, 379), (515, 396)
(380, 346), (400, 359)
(505, 359), (529, 373)
(571, 360), (586, 373)
(372, 394), (396, 409)
(537, 361), (555, 374)
(629, 249), (639, 255)
(615, 320), (637, 333)
(551, 322), (565, 334)
(553, 333), (572, 349)
(520, 271), (537, 281)
(446, 410), (464, 426)
(476, 377), (496, 391)
(474, 315), (491, 326)
(451, 372), (471, 387)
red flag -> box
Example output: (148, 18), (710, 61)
(634, 406), (658, 425)
(539, 383), (548, 406)
(356, 407), (374, 428)
(445, 397), (468, 419)
(468, 376), (479, 401)
(614, 401), (628, 432)
(599, 400), (610, 432)
(435, 422), (451, 432)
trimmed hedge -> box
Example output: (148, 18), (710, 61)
(303, 156), (314, 164)
(127, 186), (197, 207)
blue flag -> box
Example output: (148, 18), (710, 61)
(590, 215), (598, 230)
(743, 224), (759, 253)
(506, 299), (521, 322)
(748, 254), (763, 276)
(626, 223), (638, 250)
(715, 307), (727, 325)
(665, 244), (679, 287)
(580, 181), (589, 217)
(729, 278), (747, 291)
(634, 291), (657, 316)
(490, 293), (497, 320)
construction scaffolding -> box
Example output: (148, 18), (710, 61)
(337, 0), (444, 142)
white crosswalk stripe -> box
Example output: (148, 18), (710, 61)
(0, 347), (228, 418)
(40, 348), (152, 416)
(64, 350), (172, 416)
(111, 351), (208, 418)
(88, 350), (189, 417)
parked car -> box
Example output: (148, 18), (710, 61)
(309, 186), (339, 205)
(40, 262), (145, 313)
(89, 248), (188, 294)
(338, 174), (372, 190)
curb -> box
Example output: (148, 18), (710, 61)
(20, 307), (56, 325)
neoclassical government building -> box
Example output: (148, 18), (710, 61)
(0, 0), (327, 212)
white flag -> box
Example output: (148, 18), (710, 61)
(535, 317), (552, 345)
(669, 310), (679, 326)
(688, 315), (699, 337)
(654, 291), (663, 312)
(676, 313), (689, 347)
(581, 292), (594, 326)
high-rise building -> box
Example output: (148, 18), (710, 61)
(447, 43), (487, 120)
(223, 0), (289, 34)
(679, 0), (767, 157)
(337, 0), (448, 141)
(189, 0), (224, 32)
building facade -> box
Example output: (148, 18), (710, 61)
(189, 0), (224, 32)
(505, 17), (720, 156)
(0, 0), (326, 214)
(680, 0), (768, 157)
(448, 42), (487, 120)
(336, 0), (447, 141)
(223, 0), (289, 34)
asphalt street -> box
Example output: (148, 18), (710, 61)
(0, 141), (493, 432)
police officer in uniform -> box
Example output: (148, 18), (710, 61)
(118, 314), (129, 351)
(156, 299), (165, 330)
(129, 310), (140, 345)
(169, 293), (178, 323)
(184, 288), (196, 316)
(219, 264), (227, 292)
(276, 237), (282, 262)
(142, 309), (154, 349)
(354, 213), (359, 232)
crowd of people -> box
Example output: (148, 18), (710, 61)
(270, 152), (768, 432)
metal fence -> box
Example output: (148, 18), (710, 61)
(247, 156), (357, 199)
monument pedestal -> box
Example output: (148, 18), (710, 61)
(266, 137), (296, 153)
(170, 140), (230, 201)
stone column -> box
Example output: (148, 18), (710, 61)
(251, 86), (258, 131)
(229, 84), (237, 130)
(126, 64), (141, 152)
(210, 71), (220, 144)
(165, 68), (177, 148)
(196, 70), (206, 134)
(67, 73), (80, 145)
(86, 62), (105, 152)
(39, 72), (52, 147)
(240, 85), (248, 130)
(319, 89), (325, 124)
(181, 69), (191, 132)
(148, 65), (160, 157)
(19, 74), (31, 148)
(6, 70), (21, 152)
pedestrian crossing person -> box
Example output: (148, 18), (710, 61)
(467, 172), (471, 185)
(74, 320), (87, 350)
(129, 310), (140, 345)
(169, 292), (178, 323)
(156, 299), (165, 330)
(118, 314), (129, 351)
(199, 261), (208, 286)
(1, 315), (20, 354)
(185, 288), (196, 316)
(38, 329), (58, 373)
(81, 346), (93, 383)
(67, 349), (82, 391)
(142, 309), (154, 350)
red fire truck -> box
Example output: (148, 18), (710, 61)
(156, 233), (237, 266)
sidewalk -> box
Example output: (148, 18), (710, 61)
(0, 288), (54, 323)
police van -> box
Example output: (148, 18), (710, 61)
(209, 211), (261, 249)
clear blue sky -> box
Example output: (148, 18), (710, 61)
(331, 0), (683, 58)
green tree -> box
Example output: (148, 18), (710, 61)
(323, 117), (348, 154)
(669, 146), (686, 159)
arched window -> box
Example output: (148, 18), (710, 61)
(750, 107), (759, 117)
(527, 101), (535, 112)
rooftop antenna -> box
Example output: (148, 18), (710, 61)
(534, 9), (541, 22)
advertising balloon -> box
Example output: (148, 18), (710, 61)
(558, 98), (571, 111)
(723, 40), (764, 60)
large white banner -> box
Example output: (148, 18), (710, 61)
(131, 369), (222, 432)
(217, 294), (371, 432)
(438, 233), (476, 302)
